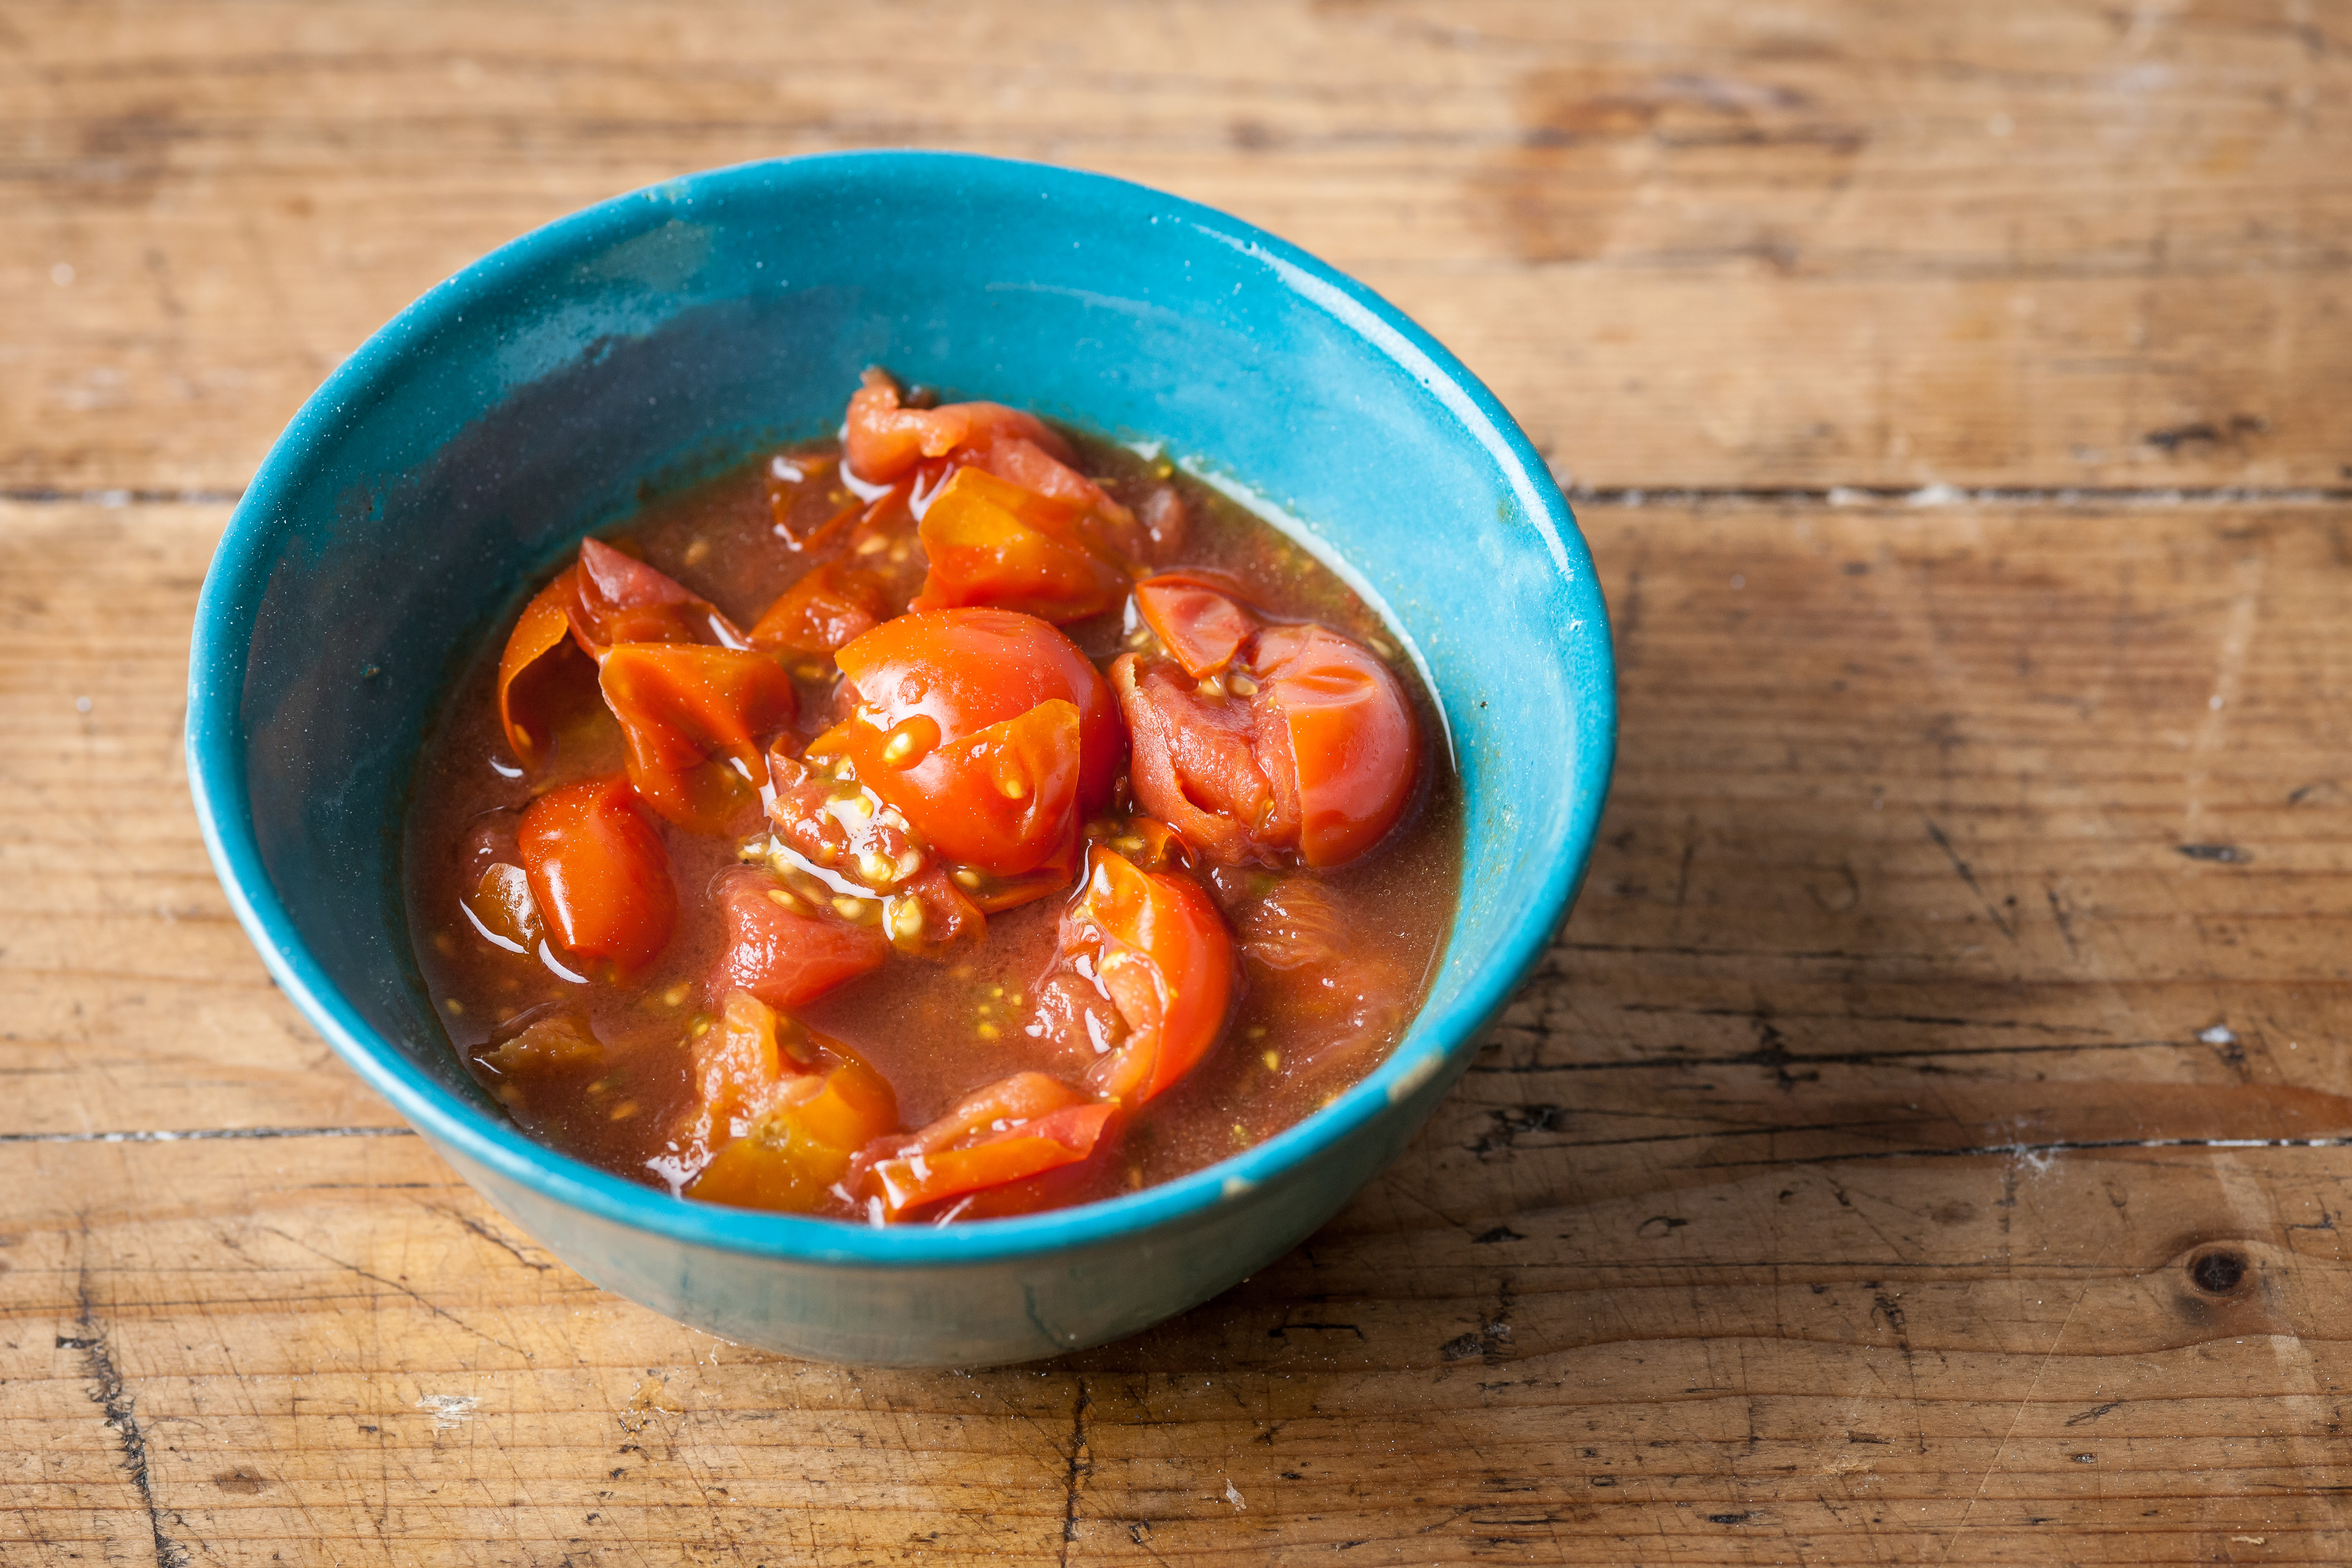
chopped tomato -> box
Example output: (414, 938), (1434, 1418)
(461, 862), (543, 953)
(597, 643), (798, 834)
(710, 865), (888, 1009)
(860, 1072), (1115, 1221)
(749, 561), (894, 656)
(1114, 591), (1421, 868)
(911, 466), (1131, 623)
(470, 1007), (606, 1123)
(496, 569), (590, 767)
(517, 777), (676, 973)
(1132, 571), (1258, 678)
(819, 609), (1123, 880)
(689, 1039), (900, 1214)
(1253, 623), (1421, 867)
(763, 742), (984, 952)
(844, 367), (1077, 484)
(1041, 845), (1237, 1104)
(569, 537), (746, 653)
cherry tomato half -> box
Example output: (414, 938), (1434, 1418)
(710, 866), (889, 1010)
(689, 1017), (900, 1216)
(598, 643), (799, 834)
(820, 609), (1123, 879)
(517, 776), (676, 973)
(1049, 844), (1237, 1104)
(1114, 585), (1421, 869)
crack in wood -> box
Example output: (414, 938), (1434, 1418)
(62, 1265), (190, 1568)
(1059, 1375), (1091, 1560)
(0, 1126), (416, 1144)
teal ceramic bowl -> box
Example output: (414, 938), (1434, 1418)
(187, 152), (1614, 1366)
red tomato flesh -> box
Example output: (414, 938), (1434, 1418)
(710, 866), (888, 1009)
(517, 776), (677, 973)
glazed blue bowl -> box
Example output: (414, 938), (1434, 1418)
(188, 152), (1615, 1366)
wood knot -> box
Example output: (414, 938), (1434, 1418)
(2189, 1249), (2249, 1295)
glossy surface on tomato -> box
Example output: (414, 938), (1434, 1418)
(411, 396), (1461, 1235)
(749, 560), (893, 655)
(1115, 586), (1420, 869)
(569, 537), (744, 653)
(912, 465), (1131, 623)
(1049, 844), (1237, 1104)
(861, 1072), (1115, 1221)
(821, 609), (1122, 877)
(598, 642), (798, 834)
(516, 776), (677, 973)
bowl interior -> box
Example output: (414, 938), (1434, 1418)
(193, 153), (1614, 1261)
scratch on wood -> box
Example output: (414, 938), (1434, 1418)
(63, 1268), (190, 1568)
(1922, 816), (2016, 940)
(259, 1226), (534, 1359)
(0, 1125), (416, 1144)
(1059, 1374), (1091, 1560)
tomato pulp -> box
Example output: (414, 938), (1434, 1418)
(405, 374), (1459, 1226)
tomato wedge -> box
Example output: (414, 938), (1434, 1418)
(710, 865), (889, 1009)
(598, 643), (798, 834)
(861, 1072), (1115, 1221)
(1045, 844), (1237, 1104)
(517, 776), (676, 974)
(911, 466), (1132, 624)
(819, 609), (1122, 880)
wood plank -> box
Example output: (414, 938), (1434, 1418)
(5, 493), (2351, 1560)
(5, 1), (2350, 493)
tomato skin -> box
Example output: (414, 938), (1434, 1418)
(844, 367), (1076, 484)
(569, 537), (745, 653)
(749, 561), (893, 656)
(911, 466), (1131, 624)
(826, 609), (1123, 876)
(711, 866), (889, 1009)
(1132, 571), (1257, 678)
(860, 1072), (1114, 1221)
(496, 569), (588, 767)
(1252, 623), (1420, 868)
(1055, 845), (1237, 1104)
(598, 643), (799, 835)
(1114, 590), (1421, 868)
(517, 777), (677, 973)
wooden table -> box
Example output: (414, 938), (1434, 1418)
(8, 3), (2348, 1562)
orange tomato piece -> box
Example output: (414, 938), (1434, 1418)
(1132, 571), (1258, 679)
(689, 1051), (901, 1215)
(496, 568), (589, 767)
(749, 561), (894, 656)
(516, 776), (676, 974)
(911, 466), (1131, 624)
(862, 1072), (1114, 1221)
(569, 537), (746, 653)
(597, 643), (798, 834)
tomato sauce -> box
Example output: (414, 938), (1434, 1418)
(403, 373), (1461, 1225)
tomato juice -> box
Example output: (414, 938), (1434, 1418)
(405, 374), (1461, 1225)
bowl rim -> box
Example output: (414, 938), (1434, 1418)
(186, 149), (1616, 1268)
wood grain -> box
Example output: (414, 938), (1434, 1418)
(5, 494), (2350, 1562)
(5, 0), (2351, 493)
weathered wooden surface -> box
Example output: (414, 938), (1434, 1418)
(6, 0), (2352, 494)
(7, 1), (2352, 1563)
